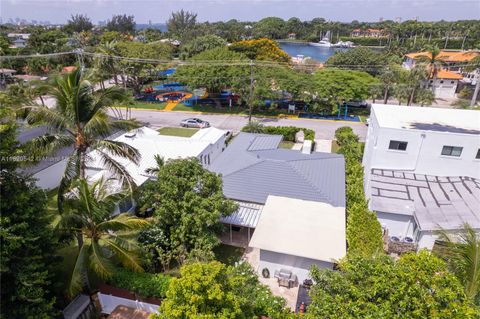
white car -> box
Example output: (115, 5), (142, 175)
(180, 118), (210, 128)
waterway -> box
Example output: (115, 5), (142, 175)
(279, 41), (350, 62)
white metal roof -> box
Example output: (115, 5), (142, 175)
(249, 195), (346, 263)
(87, 126), (225, 186)
(372, 104), (480, 135)
(220, 201), (263, 228)
(191, 127), (226, 143)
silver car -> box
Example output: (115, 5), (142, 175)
(180, 118), (210, 128)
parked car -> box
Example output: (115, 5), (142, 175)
(180, 118), (210, 128)
(346, 100), (370, 108)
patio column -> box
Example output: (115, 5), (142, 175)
(230, 224), (233, 243)
(248, 227), (251, 243)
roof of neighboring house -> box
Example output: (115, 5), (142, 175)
(220, 201), (263, 228)
(369, 169), (480, 231)
(249, 195), (346, 262)
(87, 126), (226, 187)
(191, 126), (227, 142)
(0, 68), (17, 74)
(436, 69), (463, 80)
(371, 104), (480, 135)
(209, 132), (346, 207)
(62, 294), (91, 319)
(107, 306), (150, 319)
(405, 50), (480, 62)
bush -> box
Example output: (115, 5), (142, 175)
(109, 269), (172, 299)
(335, 126), (383, 256)
(242, 123), (315, 141)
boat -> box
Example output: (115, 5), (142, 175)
(309, 31), (332, 47)
(332, 41), (356, 48)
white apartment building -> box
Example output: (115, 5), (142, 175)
(363, 104), (480, 250)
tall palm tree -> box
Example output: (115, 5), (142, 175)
(96, 40), (120, 85)
(417, 46), (445, 92)
(436, 224), (480, 303)
(59, 177), (149, 296)
(25, 69), (140, 209)
(406, 65), (429, 106)
(464, 56), (480, 106)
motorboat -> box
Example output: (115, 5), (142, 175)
(332, 40), (356, 48)
(309, 31), (332, 47)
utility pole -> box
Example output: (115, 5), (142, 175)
(248, 60), (254, 124)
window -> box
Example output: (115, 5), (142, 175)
(451, 81), (455, 84)
(389, 140), (408, 151)
(441, 146), (463, 157)
(476, 149), (480, 159)
(440, 80), (444, 84)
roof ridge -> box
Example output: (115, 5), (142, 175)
(285, 155), (344, 163)
(221, 157), (265, 177)
(287, 161), (334, 205)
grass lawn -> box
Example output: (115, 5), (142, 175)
(130, 101), (167, 110)
(158, 127), (199, 137)
(213, 244), (245, 266)
(279, 141), (295, 149)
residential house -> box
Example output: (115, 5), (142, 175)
(403, 50), (480, 97)
(350, 28), (385, 37)
(363, 104), (480, 250)
(209, 132), (346, 282)
(7, 33), (30, 48)
(23, 126), (228, 192)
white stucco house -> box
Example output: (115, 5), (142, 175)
(363, 104), (480, 250)
(23, 126), (227, 190)
(209, 132), (346, 283)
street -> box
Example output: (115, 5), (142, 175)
(116, 109), (368, 141)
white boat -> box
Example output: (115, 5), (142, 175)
(309, 31), (332, 47)
(332, 41), (356, 48)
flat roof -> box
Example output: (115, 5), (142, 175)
(249, 195), (346, 263)
(371, 104), (480, 135)
(369, 169), (480, 231)
(220, 201), (263, 228)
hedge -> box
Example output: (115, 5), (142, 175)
(242, 124), (315, 141)
(108, 269), (172, 299)
(335, 126), (383, 256)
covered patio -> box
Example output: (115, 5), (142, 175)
(220, 201), (263, 248)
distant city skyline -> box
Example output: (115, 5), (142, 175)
(1, 0), (479, 24)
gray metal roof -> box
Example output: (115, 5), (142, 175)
(210, 133), (346, 207)
(220, 201), (263, 227)
(369, 169), (480, 231)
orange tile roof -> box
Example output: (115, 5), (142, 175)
(436, 69), (463, 80)
(405, 50), (480, 62)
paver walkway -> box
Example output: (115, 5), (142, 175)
(315, 139), (332, 153)
(164, 93), (193, 111)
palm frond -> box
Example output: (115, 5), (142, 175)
(96, 139), (141, 165)
(97, 151), (137, 192)
(89, 240), (116, 279)
(68, 240), (90, 297)
(83, 110), (112, 139)
(58, 152), (81, 212)
(22, 133), (74, 160)
(97, 213), (149, 232)
(102, 237), (144, 273)
(109, 119), (142, 132)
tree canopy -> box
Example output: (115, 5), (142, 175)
(306, 251), (479, 319)
(325, 47), (394, 75)
(106, 14), (136, 34)
(182, 34), (227, 58)
(1, 170), (60, 319)
(137, 159), (237, 266)
(154, 261), (293, 319)
(65, 14), (93, 34)
(253, 17), (288, 39)
(167, 9), (198, 41)
(229, 38), (290, 62)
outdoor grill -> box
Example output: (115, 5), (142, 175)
(274, 269), (297, 288)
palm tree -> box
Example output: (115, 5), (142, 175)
(59, 177), (149, 296)
(25, 69), (141, 209)
(417, 46), (445, 92)
(242, 120), (265, 133)
(406, 65), (429, 106)
(464, 56), (480, 106)
(436, 224), (480, 303)
(145, 154), (165, 175)
(379, 67), (398, 104)
(96, 40), (119, 85)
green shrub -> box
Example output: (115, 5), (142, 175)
(242, 124), (315, 141)
(109, 269), (172, 299)
(335, 126), (383, 256)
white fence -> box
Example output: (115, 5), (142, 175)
(97, 292), (160, 315)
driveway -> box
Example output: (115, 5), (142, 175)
(116, 109), (368, 141)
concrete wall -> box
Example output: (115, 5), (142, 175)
(430, 79), (458, 98)
(363, 110), (480, 187)
(377, 212), (415, 239)
(258, 249), (333, 283)
(199, 134), (226, 167)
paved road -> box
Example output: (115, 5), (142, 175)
(115, 109), (368, 140)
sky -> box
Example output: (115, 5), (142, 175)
(1, 0), (479, 24)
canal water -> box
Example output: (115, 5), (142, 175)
(279, 42), (350, 62)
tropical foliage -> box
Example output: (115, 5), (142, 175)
(24, 69), (140, 208)
(137, 158), (237, 268)
(153, 261), (294, 319)
(108, 268), (171, 299)
(307, 251), (479, 319)
(229, 38), (290, 62)
(58, 178), (149, 296)
(335, 127), (383, 256)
